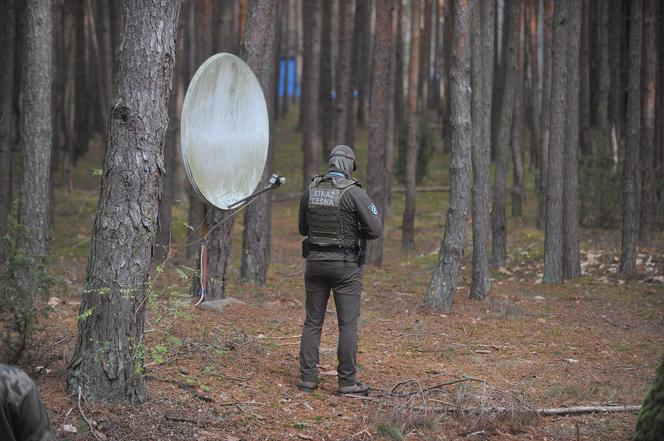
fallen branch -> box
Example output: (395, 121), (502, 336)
(77, 387), (103, 441)
(218, 400), (266, 407)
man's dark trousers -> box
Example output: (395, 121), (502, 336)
(299, 260), (362, 387)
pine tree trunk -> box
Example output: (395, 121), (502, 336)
(424, 0), (472, 312)
(302, 0), (322, 187)
(335, 0), (355, 145)
(609, 0), (624, 145)
(543, 0), (568, 284)
(619, 0), (642, 276)
(240, 0), (280, 284)
(510, 0), (526, 219)
(442, 0), (454, 153)
(73, 0), (89, 163)
(528, 0), (541, 169)
(419, 0), (432, 110)
(356, 0), (371, 128)
(579, 0), (591, 161)
(366, 0), (394, 266)
(490, 0), (519, 267)
(67, 0), (180, 403)
(155, 11), (186, 263)
(563, 0), (581, 280)
(393, 0), (405, 134)
(18, 0), (52, 264)
(537, 0), (553, 230)
(402, 0), (421, 251)
(469, 0), (494, 300)
(0, 0), (15, 264)
(596, 0), (610, 127)
(638, 0), (657, 246)
(319, 0), (334, 157)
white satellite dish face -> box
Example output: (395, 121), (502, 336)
(181, 53), (269, 210)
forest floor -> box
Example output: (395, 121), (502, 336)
(18, 114), (664, 440)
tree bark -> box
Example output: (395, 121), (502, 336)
(335, 0), (355, 145)
(537, 0), (553, 230)
(356, 0), (371, 128)
(155, 6), (186, 264)
(0, 0), (15, 264)
(18, 0), (52, 264)
(302, 0), (322, 186)
(510, 0), (526, 218)
(620, 0), (643, 277)
(527, 0), (541, 169)
(638, 0), (657, 246)
(419, 0), (432, 110)
(73, 0), (89, 163)
(366, 0), (394, 266)
(543, 0), (568, 284)
(424, 0), (472, 312)
(469, 0), (494, 300)
(609, 0), (624, 145)
(596, 0), (610, 127)
(393, 0), (405, 134)
(579, 0), (591, 160)
(319, 0), (334, 157)
(240, 0), (280, 284)
(490, 0), (519, 267)
(563, 0), (581, 280)
(67, 0), (180, 403)
(619, 0), (642, 276)
(402, 0), (421, 251)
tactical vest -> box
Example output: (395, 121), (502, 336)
(306, 174), (360, 248)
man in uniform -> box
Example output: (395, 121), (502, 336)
(0, 364), (55, 441)
(298, 145), (382, 395)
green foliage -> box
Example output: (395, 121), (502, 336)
(580, 127), (621, 227)
(0, 216), (51, 363)
(376, 423), (404, 441)
(634, 356), (664, 441)
(395, 119), (436, 185)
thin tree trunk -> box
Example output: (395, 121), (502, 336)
(402, 0), (421, 251)
(18, 0), (52, 265)
(563, 0), (581, 280)
(609, 0), (624, 146)
(442, 0), (454, 153)
(356, 0), (371, 128)
(425, 0), (472, 312)
(0, 0), (15, 264)
(155, 9), (186, 264)
(419, 0), (432, 111)
(543, 0), (569, 284)
(470, 0), (494, 300)
(97, 0), (113, 131)
(67, 0), (180, 403)
(302, 0), (322, 186)
(490, 0), (519, 267)
(638, 0), (657, 246)
(335, 0), (355, 145)
(579, 0), (591, 161)
(510, 0), (526, 218)
(619, 0), (642, 276)
(73, 0), (88, 163)
(319, 0), (334, 157)
(527, 0), (541, 169)
(537, 0), (553, 230)
(394, 0), (405, 134)
(596, 0), (610, 127)
(240, 0), (280, 284)
(366, 0), (394, 265)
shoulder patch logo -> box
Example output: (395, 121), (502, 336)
(369, 203), (378, 215)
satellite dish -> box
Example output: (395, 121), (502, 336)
(181, 53), (269, 210)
